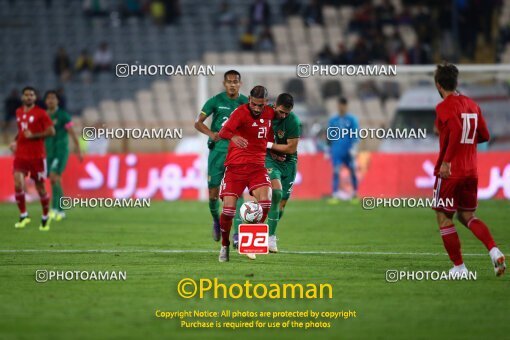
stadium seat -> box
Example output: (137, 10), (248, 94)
(258, 53), (276, 64)
(321, 80), (343, 99)
(119, 99), (140, 128)
(240, 52), (257, 65)
(99, 100), (121, 127)
(82, 107), (101, 126)
(363, 98), (386, 128)
(308, 24), (326, 55)
(384, 99), (398, 122)
(272, 25), (292, 54)
(322, 6), (339, 28)
(285, 79), (306, 103)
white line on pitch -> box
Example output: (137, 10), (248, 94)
(0, 249), (487, 256)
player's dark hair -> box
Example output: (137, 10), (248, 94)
(22, 86), (36, 94)
(338, 97), (348, 105)
(276, 93), (294, 109)
(44, 90), (59, 101)
(250, 85), (268, 99)
(224, 70), (241, 81)
(434, 62), (458, 91)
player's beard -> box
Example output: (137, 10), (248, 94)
(249, 107), (262, 118)
(23, 100), (35, 108)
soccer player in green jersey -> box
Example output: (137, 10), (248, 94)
(194, 70), (248, 242)
(264, 93), (301, 252)
(44, 91), (82, 221)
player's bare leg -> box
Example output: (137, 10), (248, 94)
(219, 195), (237, 262)
(458, 210), (505, 276)
(435, 211), (469, 274)
(35, 180), (51, 231)
(209, 187), (221, 241)
(267, 179), (283, 253)
(14, 171), (30, 228)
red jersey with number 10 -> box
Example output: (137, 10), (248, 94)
(15, 105), (53, 160)
(219, 104), (275, 166)
(434, 93), (490, 179)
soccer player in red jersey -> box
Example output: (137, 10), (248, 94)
(217, 85), (274, 262)
(11, 87), (55, 231)
(432, 63), (505, 276)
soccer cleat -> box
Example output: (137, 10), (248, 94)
(54, 211), (66, 222)
(39, 217), (51, 232)
(14, 216), (31, 229)
(233, 233), (239, 249)
(448, 263), (469, 277)
(489, 247), (506, 277)
(219, 246), (229, 262)
(245, 253), (256, 260)
(327, 197), (340, 205)
(269, 235), (278, 253)
(212, 220), (220, 242)
(49, 210), (57, 219)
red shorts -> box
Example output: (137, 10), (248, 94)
(432, 177), (478, 213)
(13, 158), (47, 181)
(220, 164), (271, 198)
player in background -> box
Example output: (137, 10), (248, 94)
(327, 97), (359, 202)
(217, 85), (274, 262)
(45, 91), (82, 221)
(11, 87), (55, 230)
(194, 70), (248, 242)
(246, 93), (300, 253)
(432, 63), (505, 276)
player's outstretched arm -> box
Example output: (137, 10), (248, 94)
(267, 138), (299, 154)
(66, 123), (83, 161)
(194, 113), (219, 141)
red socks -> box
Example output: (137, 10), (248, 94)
(15, 189), (51, 218)
(440, 224), (463, 266)
(258, 200), (271, 223)
(40, 193), (50, 217)
(15, 189), (26, 215)
(440, 217), (498, 266)
(467, 217), (496, 251)
(220, 206), (236, 247)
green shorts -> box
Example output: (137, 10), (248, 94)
(266, 157), (297, 200)
(208, 148), (227, 188)
(47, 152), (69, 175)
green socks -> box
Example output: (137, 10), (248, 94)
(268, 189), (283, 236)
(52, 182), (63, 211)
(209, 198), (220, 223)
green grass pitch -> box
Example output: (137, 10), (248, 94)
(1, 200), (509, 339)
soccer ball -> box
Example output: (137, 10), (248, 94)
(239, 201), (263, 224)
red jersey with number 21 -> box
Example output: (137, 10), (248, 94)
(219, 104), (275, 166)
(15, 106), (53, 160)
(434, 93), (490, 179)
